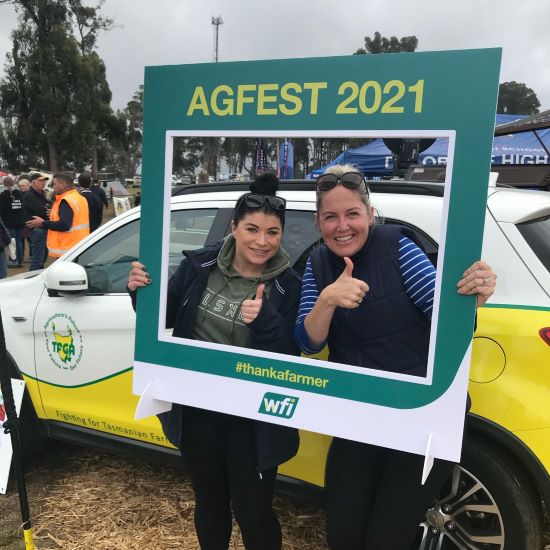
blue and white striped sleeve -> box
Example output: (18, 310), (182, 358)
(399, 236), (436, 320)
(293, 257), (326, 354)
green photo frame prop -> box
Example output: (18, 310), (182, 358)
(133, 49), (501, 467)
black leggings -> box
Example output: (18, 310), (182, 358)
(180, 408), (281, 550)
(325, 437), (455, 550)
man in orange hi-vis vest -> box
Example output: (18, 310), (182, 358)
(26, 172), (89, 258)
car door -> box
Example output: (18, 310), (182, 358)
(33, 205), (223, 446)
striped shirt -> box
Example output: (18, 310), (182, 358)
(294, 236), (436, 354)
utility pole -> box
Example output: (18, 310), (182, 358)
(211, 16), (223, 62)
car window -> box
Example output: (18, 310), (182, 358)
(75, 209), (218, 294)
(75, 219), (141, 294)
(516, 215), (550, 272)
(169, 209), (217, 270)
(281, 211), (320, 276)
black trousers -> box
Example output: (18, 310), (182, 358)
(180, 408), (281, 550)
(325, 437), (455, 550)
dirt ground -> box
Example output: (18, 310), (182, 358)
(0, 442), (548, 550)
(0, 443), (326, 550)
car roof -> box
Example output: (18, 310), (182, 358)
(171, 180), (446, 198)
(171, 180), (550, 224)
(487, 188), (550, 223)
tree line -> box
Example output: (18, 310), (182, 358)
(0, 10), (542, 179)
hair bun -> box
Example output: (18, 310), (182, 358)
(250, 172), (279, 196)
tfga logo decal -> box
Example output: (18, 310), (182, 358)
(258, 393), (299, 419)
(44, 313), (83, 371)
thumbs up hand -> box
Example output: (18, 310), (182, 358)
(241, 283), (266, 324)
(338, 256), (354, 279)
(323, 257), (369, 309)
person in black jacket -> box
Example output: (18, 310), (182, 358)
(78, 172), (103, 232)
(0, 176), (25, 267)
(128, 174), (301, 550)
(91, 179), (109, 210)
(294, 165), (496, 550)
(22, 173), (50, 271)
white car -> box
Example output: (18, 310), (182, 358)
(1, 181), (549, 550)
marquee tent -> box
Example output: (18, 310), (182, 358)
(309, 114), (550, 179)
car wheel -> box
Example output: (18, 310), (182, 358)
(416, 438), (543, 550)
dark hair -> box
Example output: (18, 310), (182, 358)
(54, 172), (74, 187)
(78, 172), (92, 188)
(233, 172), (286, 228)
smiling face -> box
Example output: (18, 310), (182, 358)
(317, 185), (374, 257)
(231, 211), (282, 276)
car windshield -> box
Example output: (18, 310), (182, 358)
(516, 215), (550, 273)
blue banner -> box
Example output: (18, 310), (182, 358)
(279, 140), (294, 179)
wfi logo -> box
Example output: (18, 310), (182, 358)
(259, 393), (299, 419)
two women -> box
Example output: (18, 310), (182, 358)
(128, 173), (301, 550)
(294, 164), (496, 550)
(130, 167), (496, 549)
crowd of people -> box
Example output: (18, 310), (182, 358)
(128, 169), (496, 550)
(0, 171), (111, 278)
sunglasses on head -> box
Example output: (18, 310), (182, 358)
(316, 172), (366, 192)
(242, 193), (286, 212)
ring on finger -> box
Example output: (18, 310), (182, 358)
(483, 276), (489, 284)
(357, 297), (362, 304)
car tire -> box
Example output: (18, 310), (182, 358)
(417, 437), (543, 550)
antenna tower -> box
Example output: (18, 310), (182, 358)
(211, 16), (223, 62)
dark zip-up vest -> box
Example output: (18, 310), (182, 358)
(310, 225), (431, 377)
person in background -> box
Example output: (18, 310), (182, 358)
(0, 176), (25, 267)
(134, 191), (141, 207)
(91, 178), (108, 210)
(0, 214), (10, 278)
(23, 173), (50, 270)
(17, 179), (30, 193)
(78, 172), (103, 232)
(17, 178), (31, 260)
(128, 173), (301, 550)
(294, 164), (497, 550)
(26, 172), (89, 259)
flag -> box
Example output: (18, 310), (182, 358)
(279, 139), (294, 179)
(254, 139), (267, 173)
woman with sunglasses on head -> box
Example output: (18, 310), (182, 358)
(128, 173), (301, 550)
(294, 164), (496, 550)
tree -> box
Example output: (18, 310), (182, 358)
(497, 82), (540, 115)
(120, 86), (144, 179)
(173, 137), (203, 176)
(222, 137), (255, 175)
(0, 0), (115, 172)
(355, 31), (418, 55)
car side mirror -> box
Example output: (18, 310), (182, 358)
(45, 262), (89, 297)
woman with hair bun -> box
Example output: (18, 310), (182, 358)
(128, 173), (301, 550)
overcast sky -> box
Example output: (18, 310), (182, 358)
(0, 0), (548, 112)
